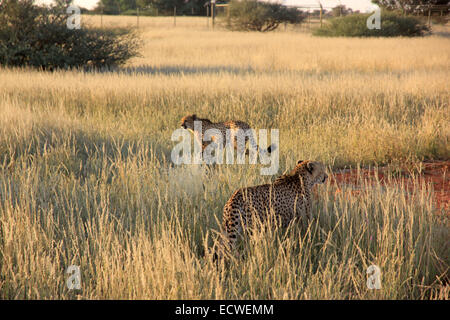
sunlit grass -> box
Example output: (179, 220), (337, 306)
(0, 16), (448, 299)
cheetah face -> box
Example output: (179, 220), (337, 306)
(180, 114), (197, 131)
(301, 160), (328, 185)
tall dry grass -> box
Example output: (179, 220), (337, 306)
(0, 16), (448, 299)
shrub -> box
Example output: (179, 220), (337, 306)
(313, 12), (430, 37)
(121, 8), (158, 16)
(224, 0), (305, 32)
(0, 0), (141, 70)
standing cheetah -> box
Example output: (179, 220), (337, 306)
(179, 114), (275, 155)
(216, 160), (328, 258)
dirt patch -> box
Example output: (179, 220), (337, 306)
(329, 161), (449, 215)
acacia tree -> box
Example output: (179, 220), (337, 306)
(226, 0), (305, 32)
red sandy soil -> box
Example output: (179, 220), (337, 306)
(329, 161), (449, 215)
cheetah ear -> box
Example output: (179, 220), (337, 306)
(297, 160), (304, 165)
(306, 162), (314, 174)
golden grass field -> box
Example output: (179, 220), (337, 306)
(0, 16), (449, 299)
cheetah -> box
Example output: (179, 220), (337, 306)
(179, 114), (275, 155)
(216, 160), (328, 258)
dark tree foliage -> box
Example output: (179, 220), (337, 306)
(96, 0), (124, 14)
(150, 0), (189, 13)
(314, 11), (430, 37)
(331, 5), (352, 17)
(100, 0), (210, 15)
(0, 0), (141, 70)
(372, 0), (449, 14)
(225, 0), (305, 32)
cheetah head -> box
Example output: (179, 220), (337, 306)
(297, 160), (328, 185)
(180, 114), (198, 131)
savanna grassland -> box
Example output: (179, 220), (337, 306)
(0, 16), (449, 299)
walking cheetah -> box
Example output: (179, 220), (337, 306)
(216, 160), (328, 258)
(179, 114), (275, 155)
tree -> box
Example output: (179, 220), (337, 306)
(331, 5), (350, 17)
(183, 0), (209, 15)
(154, 0), (184, 11)
(372, 0), (449, 15)
(96, 0), (210, 15)
(225, 0), (305, 32)
(96, 0), (121, 14)
(0, 0), (141, 69)
(129, 0), (209, 15)
(95, 0), (137, 14)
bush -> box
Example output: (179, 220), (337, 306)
(313, 12), (430, 37)
(121, 8), (158, 16)
(0, 0), (141, 70)
(224, 0), (305, 32)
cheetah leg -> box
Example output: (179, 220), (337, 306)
(217, 208), (244, 260)
(231, 129), (260, 159)
(225, 220), (242, 258)
(296, 200), (312, 228)
(245, 132), (275, 157)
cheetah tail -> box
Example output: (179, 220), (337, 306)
(266, 143), (276, 154)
